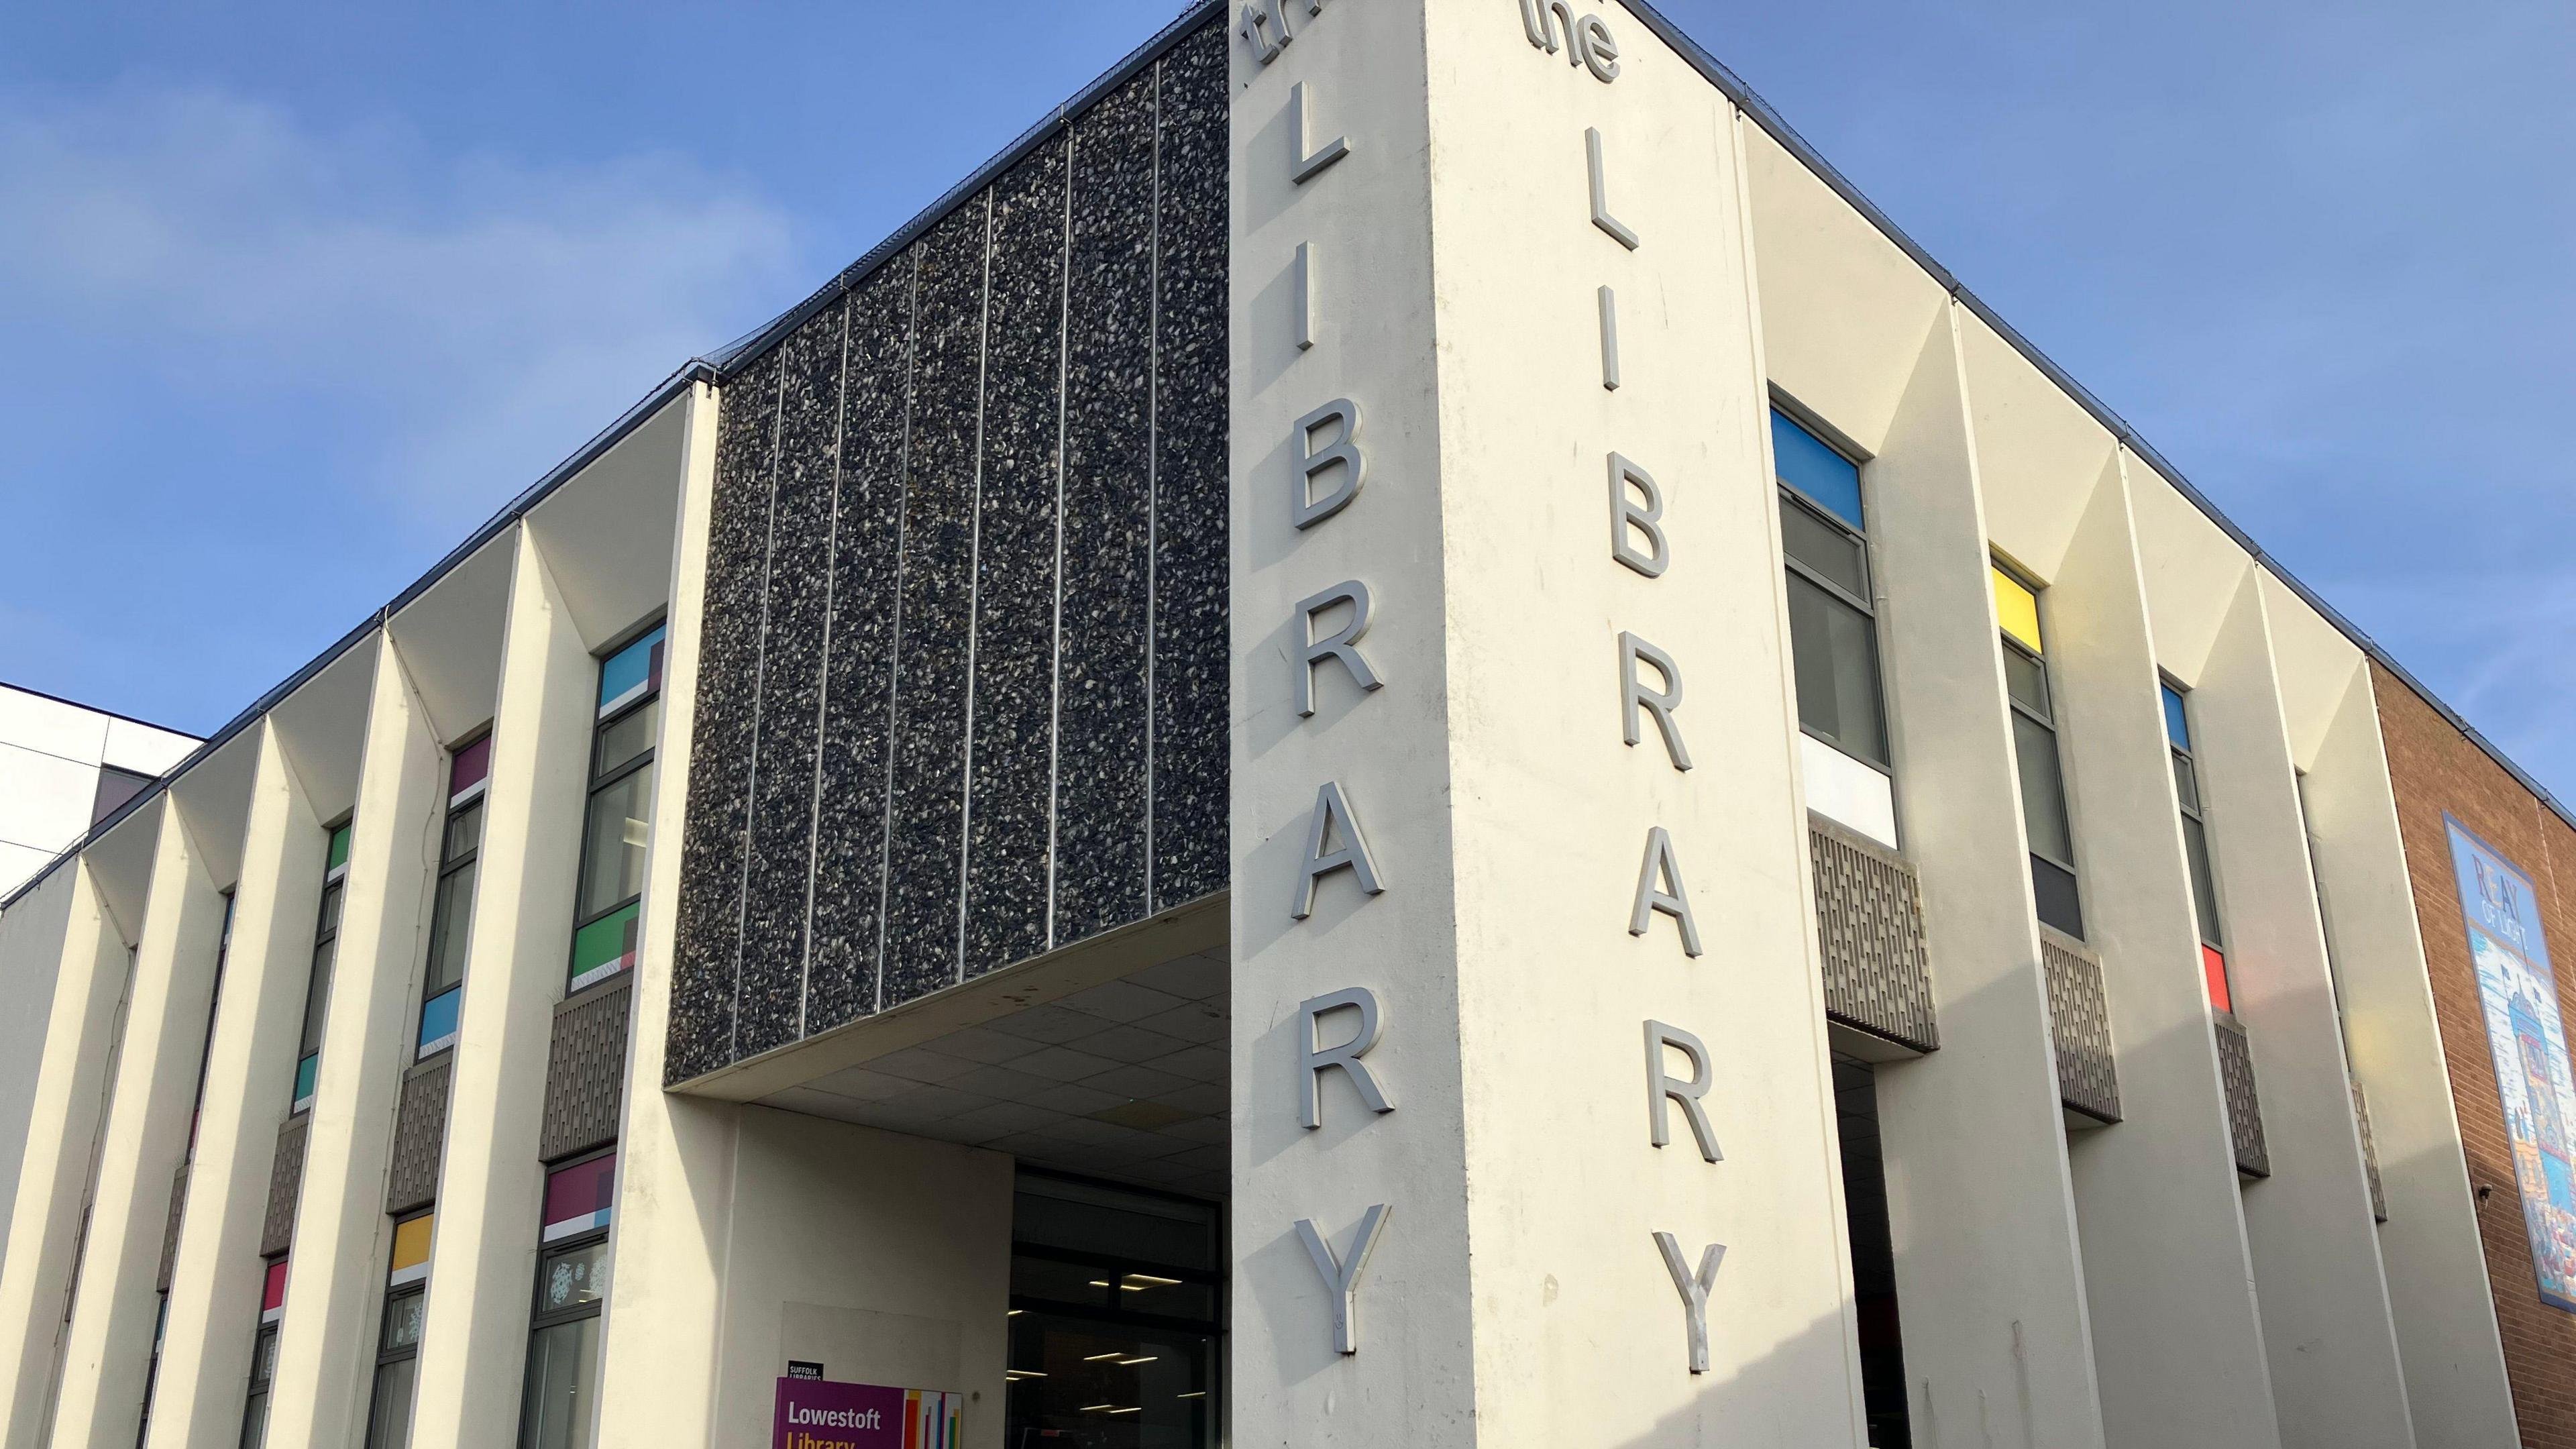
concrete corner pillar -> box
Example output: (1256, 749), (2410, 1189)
(591, 380), (739, 1448)
(2200, 578), (2414, 1448)
(1863, 304), (2108, 1446)
(0, 851), (139, 1449)
(48, 798), (229, 1449)
(148, 720), (327, 1449)
(2294, 659), (2520, 1447)
(1228, 3), (1868, 1445)
(2048, 455), (2280, 1448)
(407, 527), (602, 1449)
(263, 637), (445, 1449)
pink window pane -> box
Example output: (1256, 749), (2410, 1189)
(543, 1152), (617, 1233)
(261, 1258), (290, 1312)
(449, 737), (492, 798)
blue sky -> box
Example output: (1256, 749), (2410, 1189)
(3, 1), (2569, 794)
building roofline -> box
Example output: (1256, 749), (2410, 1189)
(1, 358), (717, 912)
(11, 0), (2564, 912)
(702, 0), (1226, 384)
(1611, 0), (2576, 837)
(0, 678), (200, 746)
(0, 3), (1233, 915)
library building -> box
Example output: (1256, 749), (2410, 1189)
(2, 3), (2570, 1447)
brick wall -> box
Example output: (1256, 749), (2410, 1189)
(2375, 660), (2576, 1446)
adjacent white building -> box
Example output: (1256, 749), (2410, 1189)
(0, 683), (197, 896)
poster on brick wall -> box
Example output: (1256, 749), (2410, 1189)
(2447, 818), (2576, 1311)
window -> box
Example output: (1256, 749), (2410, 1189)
(568, 626), (665, 993)
(294, 824), (352, 1111)
(91, 764), (156, 826)
(240, 1258), (287, 1449)
(364, 1212), (433, 1449)
(518, 1155), (616, 1448)
(419, 739), (490, 1057)
(1773, 409), (1898, 849)
(1992, 566), (2084, 938)
(1774, 411), (1886, 767)
(2165, 682), (2231, 1012)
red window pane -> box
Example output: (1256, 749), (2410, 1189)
(2201, 945), (2232, 1014)
(261, 1258), (290, 1312)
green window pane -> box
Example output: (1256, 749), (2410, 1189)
(570, 904), (641, 986)
(326, 824), (352, 873)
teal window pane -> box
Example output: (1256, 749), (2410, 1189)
(596, 627), (667, 716)
(417, 987), (461, 1055)
(2162, 684), (2192, 750)
(1772, 411), (1864, 530)
(292, 1053), (319, 1108)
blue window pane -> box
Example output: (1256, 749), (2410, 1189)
(1771, 410), (1864, 530)
(596, 627), (667, 716)
(417, 986), (462, 1055)
(2161, 684), (2192, 751)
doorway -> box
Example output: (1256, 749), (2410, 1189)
(1005, 1171), (1222, 1449)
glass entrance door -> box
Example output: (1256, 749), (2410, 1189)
(1004, 1173), (1221, 1449)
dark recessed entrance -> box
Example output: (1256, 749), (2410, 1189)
(1005, 1171), (1222, 1449)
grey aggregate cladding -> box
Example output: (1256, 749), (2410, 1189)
(1053, 70), (1157, 951)
(879, 203), (989, 1006)
(1151, 25), (1230, 910)
(805, 260), (915, 1034)
(963, 141), (1069, 980)
(666, 347), (777, 1085)
(737, 302), (847, 1058)
(664, 15), (1228, 1082)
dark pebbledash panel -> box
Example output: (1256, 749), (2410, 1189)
(667, 20), (1229, 1085)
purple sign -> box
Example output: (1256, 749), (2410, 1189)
(773, 1377), (963, 1449)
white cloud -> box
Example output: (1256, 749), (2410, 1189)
(0, 81), (801, 531)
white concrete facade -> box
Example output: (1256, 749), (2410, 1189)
(0, 3), (2545, 1448)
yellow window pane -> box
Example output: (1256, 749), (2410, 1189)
(1992, 566), (2043, 653)
(390, 1213), (435, 1274)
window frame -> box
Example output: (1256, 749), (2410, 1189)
(1770, 404), (1894, 775)
(239, 1320), (279, 1449)
(517, 1197), (613, 1448)
(1992, 561), (2086, 937)
(294, 820), (353, 1112)
(2163, 678), (2234, 1012)
(362, 1280), (427, 1449)
(565, 619), (666, 996)
(417, 731), (492, 1059)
